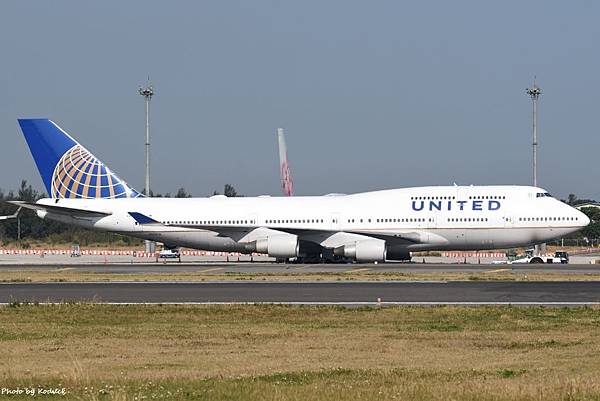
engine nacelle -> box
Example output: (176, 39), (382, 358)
(248, 234), (299, 258)
(334, 239), (387, 262)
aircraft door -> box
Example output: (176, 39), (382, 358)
(330, 213), (342, 231)
(248, 213), (258, 226)
(504, 214), (514, 228)
(427, 213), (437, 229)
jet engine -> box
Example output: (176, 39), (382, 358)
(246, 234), (299, 258)
(334, 239), (387, 262)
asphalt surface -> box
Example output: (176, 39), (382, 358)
(1, 262), (600, 274)
(2, 281), (600, 305)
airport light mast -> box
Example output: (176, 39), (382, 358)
(138, 83), (154, 196)
(139, 82), (154, 253)
(526, 81), (542, 187)
(526, 80), (543, 256)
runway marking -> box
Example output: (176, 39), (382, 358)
(196, 268), (225, 273)
(54, 267), (75, 272)
(484, 268), (510, 273)
(345, 268), (372, 273)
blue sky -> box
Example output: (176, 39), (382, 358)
(1, 1), (599, 199)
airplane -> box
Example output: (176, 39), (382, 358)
(277, 128), (293, 196)
(9, 118), (589, 263)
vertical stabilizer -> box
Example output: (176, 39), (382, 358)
(17, 119), (142, 199)
(277, 128), (294, 196)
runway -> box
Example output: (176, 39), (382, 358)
(2, 281), (600, 305)
(1, 262), (600, 274)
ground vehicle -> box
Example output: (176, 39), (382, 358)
(553, 251), (569, 264)
(511, 249), (569, 264)
(159, 248), (181, 261)
(70, 243), (81, 257)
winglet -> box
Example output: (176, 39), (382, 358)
(128, 212), (160, 225)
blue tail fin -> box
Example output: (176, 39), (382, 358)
(17, 119), (142, 199)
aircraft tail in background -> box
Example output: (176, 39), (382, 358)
(277, 128), (294, 196)
(17, 119), (142, 199)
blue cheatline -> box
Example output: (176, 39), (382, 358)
(17, 119), (143, 199)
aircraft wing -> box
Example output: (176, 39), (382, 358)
(7, 201), (112, 218)
(348, 230), (432, 244)
(347, 229), (449, 246)
(128, 212), (434, 245)
(128, 212), (256, 240)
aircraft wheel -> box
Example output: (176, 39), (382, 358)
(529, 257), (544, 264)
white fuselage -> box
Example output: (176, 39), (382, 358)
(36, 185), (589, 259)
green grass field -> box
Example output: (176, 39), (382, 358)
(2, 304), (600, 400)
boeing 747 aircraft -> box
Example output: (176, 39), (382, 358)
(10, 119), (589, 262)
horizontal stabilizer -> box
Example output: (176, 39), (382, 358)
(7, 201), (111, 217)
(0, 207), (22, 221)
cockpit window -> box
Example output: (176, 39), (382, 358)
(536, 192), (552, 198)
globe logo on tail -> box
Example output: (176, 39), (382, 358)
(51, 145), (142, 199)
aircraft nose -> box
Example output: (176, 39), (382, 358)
(579, 211), (590, 227)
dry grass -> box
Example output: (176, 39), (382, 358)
(2, 269), (600, 283)
(1, 304), (600, 400)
